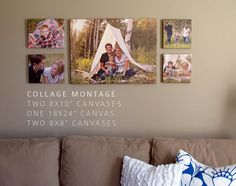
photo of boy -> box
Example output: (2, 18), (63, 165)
(163, 61), (175, 79)
(28, 19), (64, 48)
(105, 55), (117, 78)
(34, 25), (54, 48)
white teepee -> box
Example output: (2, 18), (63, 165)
(89, 24), (155, 76)
(125, 19), (133, 52)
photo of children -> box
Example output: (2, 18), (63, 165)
(28, 54), (65, 84)
(163, 54), (192, 83)
(27, 19), (64, 48)
(163, 19), (192, 49)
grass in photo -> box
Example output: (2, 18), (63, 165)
(163, 19), (191, 49)
(70, 18), (157, 84)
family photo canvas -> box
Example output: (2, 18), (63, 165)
(70, 18), (157, 84)
(163, 54), (192, 83)
(28, 54), (65, 84)
(27, 18), (65, 48)
(163, 19), (192, 49)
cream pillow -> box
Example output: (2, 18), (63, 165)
(121, 156), (183, 186)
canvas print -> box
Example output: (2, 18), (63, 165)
(163, 54), (192, 83)
(27, 19), (64, 48)
(28, 54), (65, 84)
(70, 18), (157, 84)
(163, 19), (192, 49)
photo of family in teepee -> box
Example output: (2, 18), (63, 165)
(70, 18), (157, 84)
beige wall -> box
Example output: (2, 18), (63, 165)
(0, 0), (236, 138)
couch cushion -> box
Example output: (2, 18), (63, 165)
(152, 137), (236, 167)
(60, 135), (151, 186)
(0, 138), (60, 186)
(121, 156), (183, 186)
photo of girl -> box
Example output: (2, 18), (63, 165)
(43, 60), (64, 84)
(28, 54), (65, 84)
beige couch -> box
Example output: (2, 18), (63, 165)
(1, 135), (236, 186)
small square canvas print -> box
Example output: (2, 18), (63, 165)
(28, 54), (65, 84)
(27, 19), (64, 48)
(70, 18), (157, 84)
(163, 54), (192, 83)
(163, 19), (191, 49)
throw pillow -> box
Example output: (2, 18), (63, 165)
(120, 156), (183, 186)
(176, 149), (236, 186)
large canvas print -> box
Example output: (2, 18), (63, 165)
(70, 18), (157, 84)
(27, 19), (64, 48)
(163, 54), (192, 83)
(163, 19), (192, 49)
(28, 54), (65, 84)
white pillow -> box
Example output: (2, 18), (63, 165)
(120, 156), (183, 186)
(176, 149), (236, 186)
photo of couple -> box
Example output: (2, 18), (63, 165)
(163, 19), (192, 49)
(91, 43), (136, 82)
(70, 18), (157, 84)
(28, 54), (65, 84)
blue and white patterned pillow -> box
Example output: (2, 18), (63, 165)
(176, 149), (236, 186)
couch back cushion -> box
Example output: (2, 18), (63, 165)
(0, 137), (60, 186)
(60, 135), (151, 186)
(152, 137), (236, 167)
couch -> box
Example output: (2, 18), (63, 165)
(1, 135), (236, 186)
